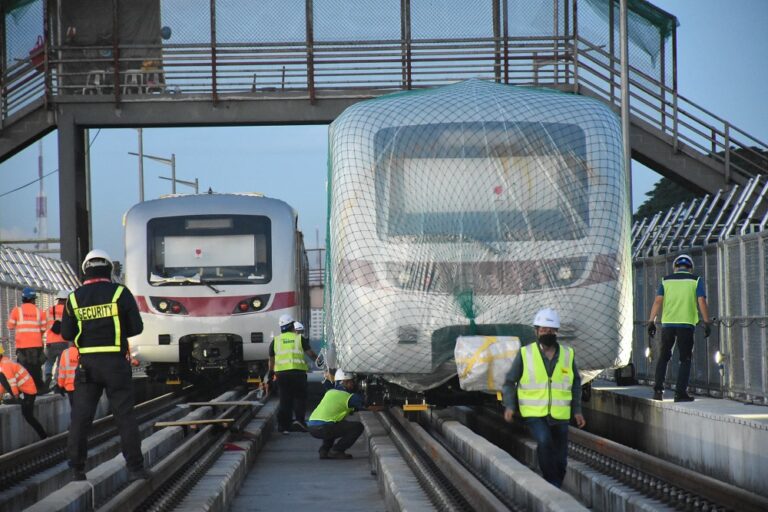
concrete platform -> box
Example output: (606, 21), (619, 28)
(583, 380), (768, 498)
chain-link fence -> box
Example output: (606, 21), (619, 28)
(631, 233), (768, 405)
(0, 245), (80, 359)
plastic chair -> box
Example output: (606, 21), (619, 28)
(122, 69), (144, 94)
(82, 70), (106, 95)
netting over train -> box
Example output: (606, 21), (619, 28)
(325, 79), (633, 391)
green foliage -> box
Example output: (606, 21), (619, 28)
(633, 177), (702, 222)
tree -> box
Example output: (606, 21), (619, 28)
(633, 177), (702, 223)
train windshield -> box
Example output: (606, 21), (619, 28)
(375, 122), (590, 241)
(147, 215), (271, 285)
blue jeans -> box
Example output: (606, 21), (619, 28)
(525, 417), (569, 488)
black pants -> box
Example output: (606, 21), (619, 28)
(21, 393), (47, 439)
(45, 342), (68, 380)
(67, 354), (143, 471)
(16, 347), (46, 392)
(654, 326), (695, 395)
(309, 420), (364, 453)
(276, 370), (307, 431)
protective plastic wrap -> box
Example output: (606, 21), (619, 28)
(455, 336), (520, 392)
(325, 79), (633, 391)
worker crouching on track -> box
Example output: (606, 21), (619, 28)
(0, 344), (48, 439)
(52, 341), (79, 406)
(502, 308), (586, 488)
(60, 249), (148, 482)
(307, 369), (373, 459)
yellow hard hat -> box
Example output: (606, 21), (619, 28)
(0, 344), (4, 355)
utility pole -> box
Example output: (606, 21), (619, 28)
(620, 0), (632, 210)
(137, 128), (144, 201)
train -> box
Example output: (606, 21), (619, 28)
(324, 79), (633, 401)
(123, 192), (310, 383)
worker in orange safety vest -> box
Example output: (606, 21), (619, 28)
(6, 287), (46, 392)
(43, 290), (71, 390)
(0, 344), (48, 439)
(53, 342), (79, 406)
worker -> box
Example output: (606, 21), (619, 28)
(307, 369), (368, 459)
(43, 289), (70, 389)
(6, 287), (47, 392)
(0, 344), (48, 439)
(60, 249), (148, 482)
(647, 253), (712, 402)
(267, 314), (317, 434)
(52, 342), (79, 406)
(502, 308), (585, 488)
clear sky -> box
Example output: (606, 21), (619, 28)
(0, 0), (766, 263)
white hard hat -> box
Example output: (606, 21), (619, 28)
(673, 254), (694, 270)
(334, 369), (352, 381)
(294, 321), (305, 332)
(56, 289), (70, 300)
(278, 314), (295, 328)
(82, 249), (113, 273)
(533, 308), (561, 329)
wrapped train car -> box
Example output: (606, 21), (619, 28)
(325, 79), (632, 394)
(124, 192), (309, 382)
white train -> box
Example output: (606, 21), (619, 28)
(124, 192), (309, 382)
(325, 80), (633, 395)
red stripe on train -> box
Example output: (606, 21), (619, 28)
(135, 292), (296, 317)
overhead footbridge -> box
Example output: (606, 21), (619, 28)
(1, 0), (766, 268)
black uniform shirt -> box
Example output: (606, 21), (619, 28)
(61, 281), (144, 355)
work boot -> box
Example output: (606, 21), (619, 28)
(328, 450), (353, 459)
(292, 420), (308, 432)
(127, 467), (150, 482)
(652, 390), (663, 401)
(674, 393), (694, 403)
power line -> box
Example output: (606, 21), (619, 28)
(0, 129), (102, 198)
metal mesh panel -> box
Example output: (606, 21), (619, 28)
(315, 0), (399, 41)
(728, 324), (744, 393)
(326, 80), (632, 391)
(160, 0), (210, 45)
(704, 246), (720, 386)
(218, 0), (305, 42)
(746, 323), (763, 396)
(4, 0), (43, 66)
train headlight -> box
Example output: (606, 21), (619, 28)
(171, 303), (182, 314)
(251, 298), (262, 309)
(714, 350), (726, 365)
(158, 300), (169, 312)
(557, 265), (573, 280)
(238, 301), (250, 312)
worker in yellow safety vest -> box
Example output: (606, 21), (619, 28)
(502, 308), (586, 488)
(267, 314), (317, 434)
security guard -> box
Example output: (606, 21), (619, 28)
(6, 287), (46, 391)
(502, 308), (586, 488)
(267, 314), (317, 434)
(60, 249), (147, 482)
(647, 253), (711, 402)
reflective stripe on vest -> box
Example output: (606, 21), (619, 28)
(273, 332), (308, 372)
(517, 344), (574, 420)
(8, 304), (44, 348)
(58, 348), (79, 391)
(0, 359), (37, 395)
(308, 389), (354, 423)
(661, 273), (700, 326)
(70, 287), (125, 354)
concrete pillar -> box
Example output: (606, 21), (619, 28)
(57, 111), (90, 272)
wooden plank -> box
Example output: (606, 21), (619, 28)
(184, 401), (262, 407)
(154, 418), (235, 428)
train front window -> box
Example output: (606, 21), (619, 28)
(147, 215), (271, 285)
(374, 122), (590, 241)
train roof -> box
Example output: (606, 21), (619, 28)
(124, 192), (296, 224)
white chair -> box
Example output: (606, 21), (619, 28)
(122, 69), (144, 94)
(82, 70), (106, 95)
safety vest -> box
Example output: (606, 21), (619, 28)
(56, 347), (79, 391)
(661, 272), (700, 326)
(273, 332), (308, 372)
(309, 389), (354, 423)
(6, 303), (45, 349)
(517, 344), (574, 420)
(0, 357), (38, 395)
(44, 303), (66, 344)
(69, 286), (125, 354)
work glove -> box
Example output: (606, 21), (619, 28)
(704, 323), (712, 338)
(2, 394), (20, 405)
(647, 322), (657, 338)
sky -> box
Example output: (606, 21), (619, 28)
(0, 0), (766, 263)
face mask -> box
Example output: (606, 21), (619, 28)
(538, 333), (557, 347)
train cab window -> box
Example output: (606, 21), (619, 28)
(147, 215), (271, 285)
(374, 122), (590, 242)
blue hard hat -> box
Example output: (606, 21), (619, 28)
(22, 287), (36, 299)
(673, 254), (694, 270)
